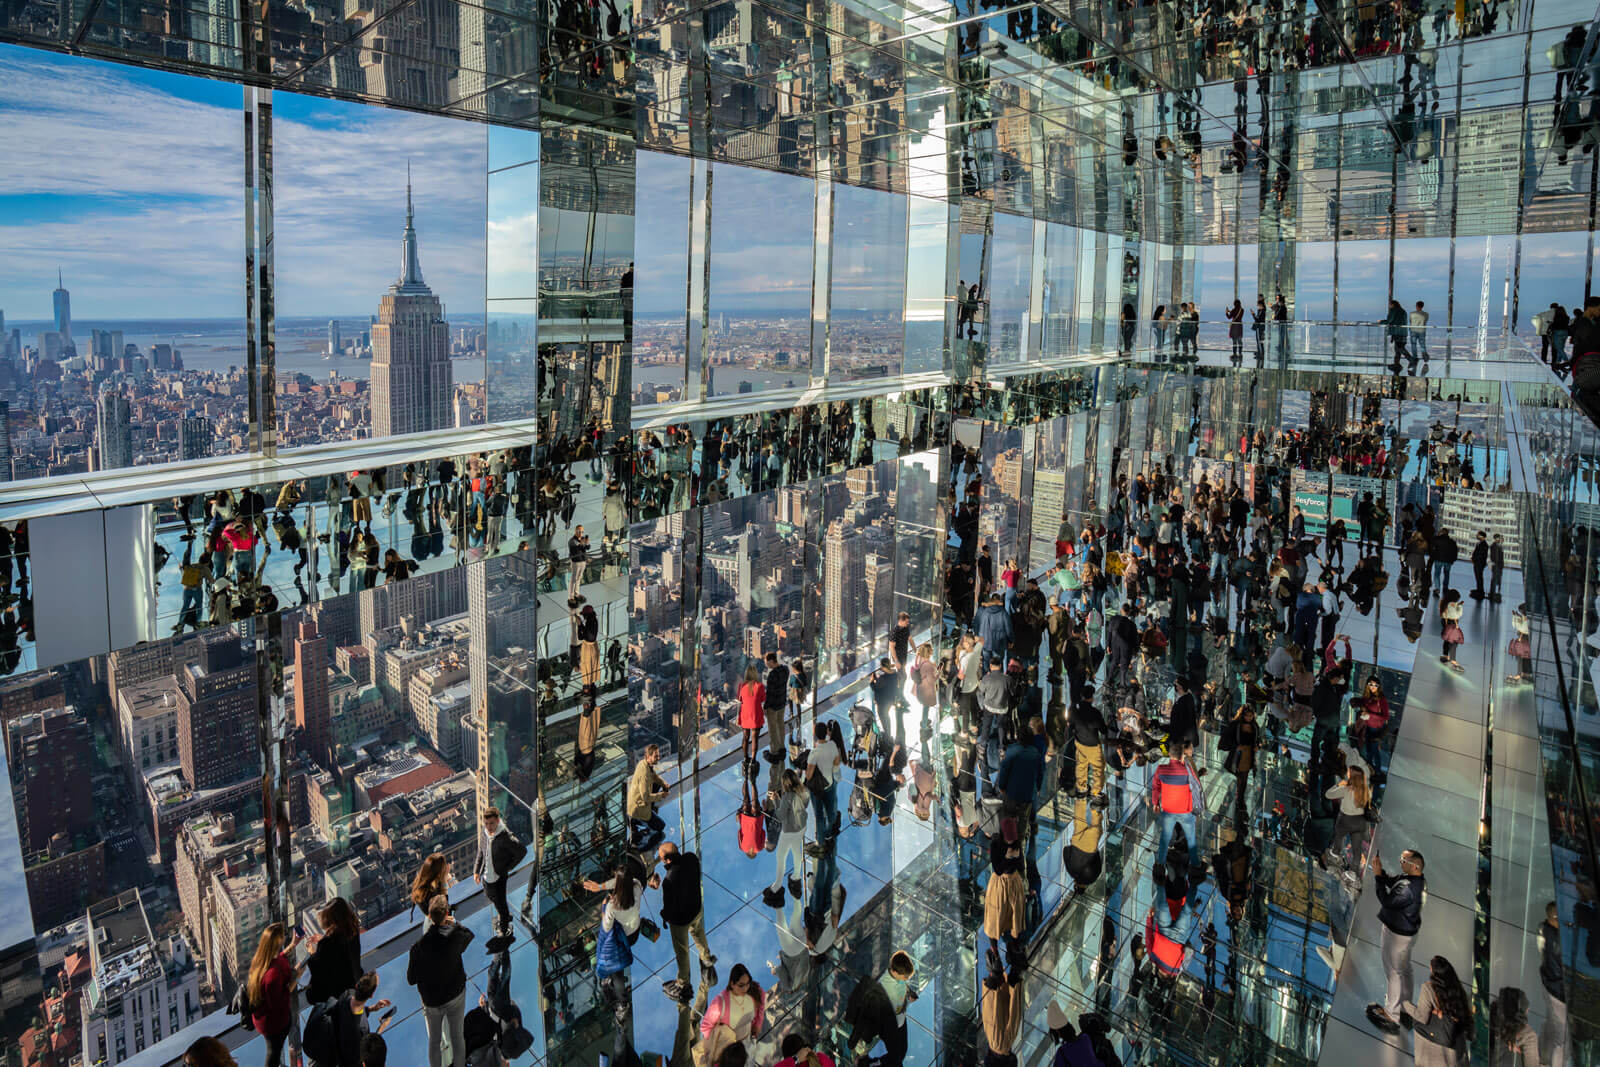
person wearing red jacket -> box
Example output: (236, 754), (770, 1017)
(1151, 740), (1204, 867)
(1352, 675), (1391, 772)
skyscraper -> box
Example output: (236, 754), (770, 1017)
(327, 319), (342, 355)
(52, 268), (71, 349)
(823, 520), (861, 653)
(0, 401), (13, 484)
(97, 388), (134, 471)
(91, 329), (124, 370)
(175, 635), (259, 790)
(8, 706), (94, 855)
(371, 171), (452, 438)
(293, 619), (332, 768)
(179, 414), (212, 461)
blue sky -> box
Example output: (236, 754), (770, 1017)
(0, 44), (488, 322)
(2, 44), (1589, 329)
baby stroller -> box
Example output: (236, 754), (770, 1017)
(848, 699), (879, 770)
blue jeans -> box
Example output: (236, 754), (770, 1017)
(978, 712), (1005, 795)
(1157, 810), (1198, 867)
(1361, 730), (1384, 774)
(1432, 560), (1452, 590)
(180, 584), (202, 624)
(810, 780), (839, 839)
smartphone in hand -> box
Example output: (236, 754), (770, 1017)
(380, 1007), (397, 1023)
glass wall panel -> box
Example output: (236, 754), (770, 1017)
(275, 92), (487, 445)
(1516, 230), (1589, 332)
(1075, 229), (1102, 350)
(0, 45), (246, 478)
(1042, 223), (1078, 358)
(1390, 237), (1452, 337)
(4, 624), (265, 1044)
(707, 163), (813, 397)
(1195, 244), (1239, 322)
(985, 212), (1032, 366)
(1452, 233), (1514, 332)
(904, 194), (951, 376)
(1296, 240), (1337, 322)
(830, 183), (908, 381)
(815, 461), (900, 686)
(486, 148), (539, 423)
(632, 150), (690, 405)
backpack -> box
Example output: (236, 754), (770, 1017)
(301, 997), (341, 1065)
(228, 985), (254, 1033)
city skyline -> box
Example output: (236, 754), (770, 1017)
(0, 44), (488, 322)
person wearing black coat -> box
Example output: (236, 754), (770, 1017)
(304, 901), (364, 1007)
(1470, 531), (1490, 599)
(1105, 604), (1139, 684)
(1166, 676), (1199, 752)
(1539, 901), (1571, 1067)
(408, 896), (476, 1067)
(1489, 535), (1506, 602)
(474, 808), (524, 937)
(326, 974), (391, 1067)
(1429, 528), (1458, 593)
(845, 951), (916, 1066)
(763, 652), (791, 761)
(1069, 695), (1107, 804)
(1366, 849), (1426, 1034)
(1308, 664), (1348, 773)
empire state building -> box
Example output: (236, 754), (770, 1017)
(371, 174), (452, 438)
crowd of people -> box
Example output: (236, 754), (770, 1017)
(172, 379), (1579, 1067)
(214, 814), (535, 1067)
(156, 436), (630, 641)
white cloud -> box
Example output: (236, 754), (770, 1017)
(0, 45), (489, 321)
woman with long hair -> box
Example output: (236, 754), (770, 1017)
(767, 767), (807, 903)
(902, 642), (939, 731)
(737, 663), (766, 764)
(1323, 748), (1372, 870)
(1404, 956), (1471, 1066)
(699, 964), (766, 1066)
(410, 853), (452, 917)
(1353, 674), (1391, 772)
(600, 863), (645, 942)
(304, 897), (363, 1005)
(1227, 298), (1245, 360)
(1488, 986), (1541, 1065)
(246, 923), (300, 1067)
